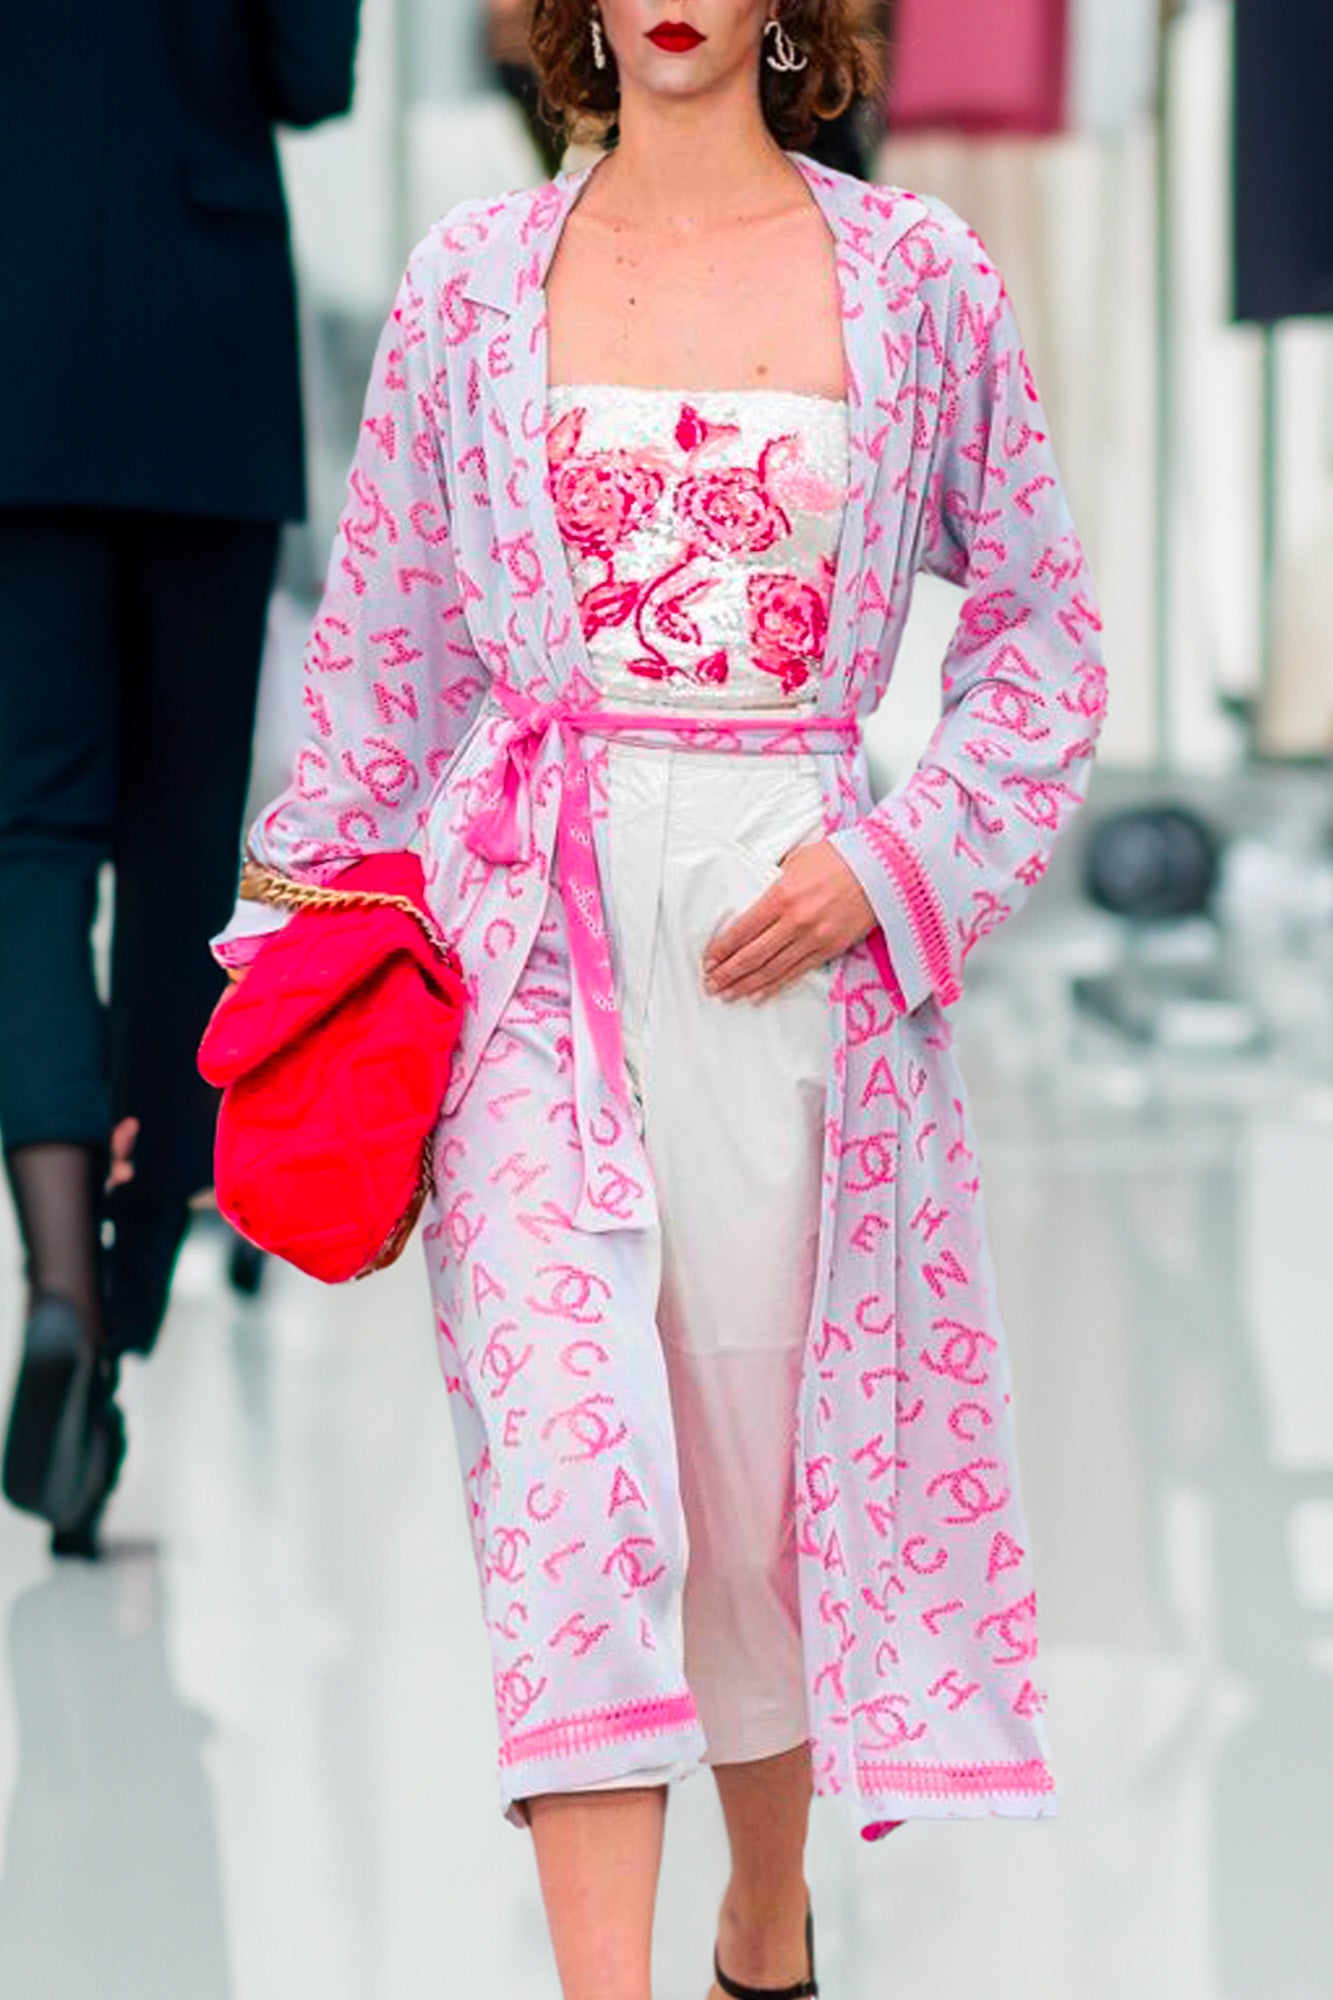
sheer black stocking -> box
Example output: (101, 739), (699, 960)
(4, 1142), (107, 1344)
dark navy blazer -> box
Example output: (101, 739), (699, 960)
(0, 0), (361, 521)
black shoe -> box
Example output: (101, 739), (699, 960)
(50, 1520), (99, 1557)
(101, 1180), (191, 1358)
(47, 1347), (125, 1559)
(3, 1299), (127, 1534)
(713, 1902), (818, 1999)
(228, 1232), (267, 1297)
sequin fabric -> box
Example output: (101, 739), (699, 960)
(546, 383), (849, 709)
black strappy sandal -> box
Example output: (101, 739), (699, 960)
(713, 1902), (818, 1999)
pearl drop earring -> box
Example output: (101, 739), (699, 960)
(590, 9), (607, 67)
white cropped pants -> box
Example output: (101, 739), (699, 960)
(581, 728), (834, 1790)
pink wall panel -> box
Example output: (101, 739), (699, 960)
(890, 0), (1070, 136)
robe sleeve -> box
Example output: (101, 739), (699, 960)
(828, 213), (1109, 1015)
(211, 238), (490, 970)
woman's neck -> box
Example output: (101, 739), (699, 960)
(584, 102), (802, 233)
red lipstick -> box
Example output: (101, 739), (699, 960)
(646, 19), (705, 50)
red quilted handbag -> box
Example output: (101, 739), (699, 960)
(198, 853), (466, 1283)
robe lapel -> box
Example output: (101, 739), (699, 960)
(461, 166), (603, 701)
(786, 162), (932, 716)
(789, 154), (876, 719)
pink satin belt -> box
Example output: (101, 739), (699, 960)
(458, 679), (898, 1108)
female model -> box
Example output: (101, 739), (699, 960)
(214, 0), (1108, 1994)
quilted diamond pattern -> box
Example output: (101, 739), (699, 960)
(198, 857), (465, 1284)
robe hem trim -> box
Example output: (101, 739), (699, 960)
(854, 1754), (1054, 1796)
(498, 1690), (701, 1767)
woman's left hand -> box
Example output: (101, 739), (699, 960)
(702, 840), (876, 1002)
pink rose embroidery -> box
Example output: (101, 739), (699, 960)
(550, 397), (841, 696)
(674, 467), (789, 558)
(577, 577), (644, 636)
(552, 451), (664, 557)
(746, 570), (831, 693)
(674, 403), (741, 457)
(760, 432), (846, 514)
(625, 646), (729, 687)
(654, 571), (717, 647)
(546, 405), (585, 466)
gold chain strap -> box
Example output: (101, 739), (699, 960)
(237, 856), (455, 1280)
(239, 858), (463, 976)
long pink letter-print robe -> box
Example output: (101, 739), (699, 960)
(216, 151), (1109, 1836)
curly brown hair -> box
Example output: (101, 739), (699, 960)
(527, 0), (885, 153)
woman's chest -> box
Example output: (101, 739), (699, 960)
(544, 210), (848, 403)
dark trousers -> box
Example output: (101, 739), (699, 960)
(0, 508), (279, 1200)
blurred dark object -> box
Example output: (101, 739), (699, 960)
(1083, 804), (1221, 922)
(228, 1234), (268, 1297)
(495, 59), (567, 179)
(808, 97), (885, 182)
(1233, 0), (1333, 321)
(1072, 961), (1264, 1055)
(487, 0), (566, 176)
(100, 1182), (193, 1359)
(1075, 799), (1265, 1059)
(806, 0), (891, 179)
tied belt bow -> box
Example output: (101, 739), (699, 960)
(458, 680), (863, 1108)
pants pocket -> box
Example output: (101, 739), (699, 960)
(715, 838), (836, 1009)
(722, 770), (828, 882)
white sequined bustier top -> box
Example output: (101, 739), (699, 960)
(547, 383), (849, 710)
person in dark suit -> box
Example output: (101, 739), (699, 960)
(0, 0), (362, 1555)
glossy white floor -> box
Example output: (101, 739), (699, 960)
(2, 783), (1332, 2000)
